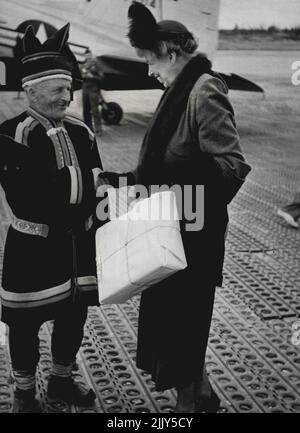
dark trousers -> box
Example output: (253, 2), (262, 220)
(82, 82), (102, 132)
(8, 303), (88, 374)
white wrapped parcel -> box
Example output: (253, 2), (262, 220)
(96, 191), (187, 304)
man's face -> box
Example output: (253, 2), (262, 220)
(30, 78), (71, 121)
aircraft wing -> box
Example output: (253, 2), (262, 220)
(219, 73), (264, 93)
(0, 52), (264, 94)
(91, 55), (265, 93)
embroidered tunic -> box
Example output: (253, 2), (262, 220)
(0, 108), (103, 324)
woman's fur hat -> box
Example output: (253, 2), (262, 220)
(127, 1), (193, 50)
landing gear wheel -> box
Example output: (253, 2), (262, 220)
(101, 102), (123, 125)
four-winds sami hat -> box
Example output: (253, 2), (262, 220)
(127, 1), (193, 50)
(17, 23), (82, 89)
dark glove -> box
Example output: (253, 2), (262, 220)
(97, 171), (135, 188)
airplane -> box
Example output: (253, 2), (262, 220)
(0, 0), (264, 124)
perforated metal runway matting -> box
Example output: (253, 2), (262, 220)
(0, 90), (299, 413)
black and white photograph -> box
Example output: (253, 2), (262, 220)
(0, 0), (299, 418)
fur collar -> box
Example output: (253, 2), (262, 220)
(135, 54), (222, 185)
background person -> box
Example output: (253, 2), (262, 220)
(81, 48), (105, 135)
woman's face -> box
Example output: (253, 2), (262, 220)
(142, 50), (174, 88)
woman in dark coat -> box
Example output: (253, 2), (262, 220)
(99, 2), (251, 412)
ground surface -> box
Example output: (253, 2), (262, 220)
(0, 49), (300, 413)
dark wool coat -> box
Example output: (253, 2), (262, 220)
(0, 109), (102, 325)
(132, 59), (251, 391)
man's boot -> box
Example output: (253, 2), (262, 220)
(47, 375), (96, 407)
(13, 388), (43, 413)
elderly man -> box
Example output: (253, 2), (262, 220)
(0, 24), (103, 412)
